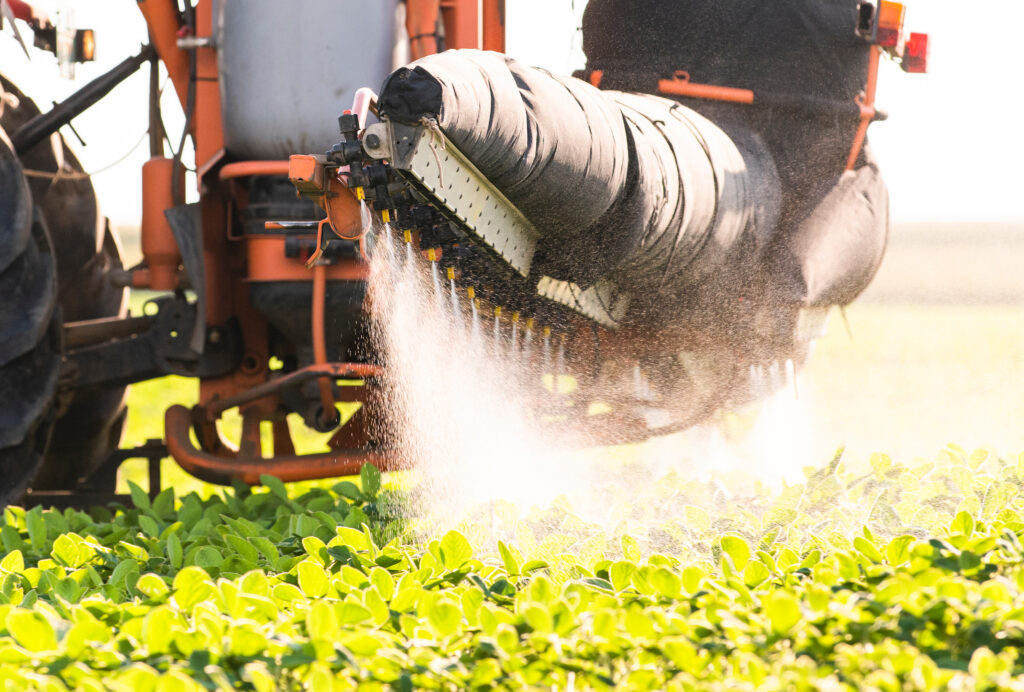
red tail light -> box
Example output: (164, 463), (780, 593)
(902, 32), (929, 73)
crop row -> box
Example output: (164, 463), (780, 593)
(0, 450), (1022, 690)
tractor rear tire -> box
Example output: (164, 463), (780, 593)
(0, 129), (61, 507)
(0, 76), (128, 500)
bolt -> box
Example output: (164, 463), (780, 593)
(208, 328), (221, 344)
(364, 133), (381, 149)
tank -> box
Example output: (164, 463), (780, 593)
(217, 0), (400, 160)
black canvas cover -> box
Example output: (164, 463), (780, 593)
(582, 0), (888, 310)
(582, 0), (873, 204)
(582, 0), (869, 102)
(379, 50), (630, 245)
(378, 50), (778, 308)
(764, 148), (889, 307)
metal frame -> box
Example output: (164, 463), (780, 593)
(22, 440), (167, 510)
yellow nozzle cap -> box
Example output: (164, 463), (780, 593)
(427, 248), (437, 262)
(446, 266), (455, 280)
(494, 306), (502, 317)
(526, 318), (535, 329)
(381, 209), (391, 224)
(512, 311), (520, 323)
(543, 326), (551, 337)
(355, 186), (365, 200)
(467, 286), (475, 300)
(402, 230), (412, 243)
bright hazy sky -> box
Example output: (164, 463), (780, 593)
(3, 1), (1022, 227)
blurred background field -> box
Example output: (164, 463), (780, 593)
(808, 221), (1024, 464)
(115, 221), (1024, 494)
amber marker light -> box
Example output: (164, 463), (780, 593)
(875, 1), (906, 48)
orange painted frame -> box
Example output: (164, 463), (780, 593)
(650, 50), (882, 172)
(135, 0), (508, 484)
(440, 0), (504, 51)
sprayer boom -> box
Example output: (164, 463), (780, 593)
(361, 119), (539, 277)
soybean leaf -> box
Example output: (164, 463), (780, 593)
(297, 560), (329, 598)
(128, 481), (151, 513)
(886, 536), (915, 565)
(426, 599), (461, 637)
(5, 610), (57, 652)
(498, 541), (520, 577)
(609, 561), (635, 592)
(260, 474), (291, 504)
(764, 592), (802, 634)
(439, 531), (472, 571)
(950, 511), (975, 537)
(25, 506), (46, 552)
(172, 566), (213, 609)
(360, 464), (381, 501)
(333, 481), (363, 502)
(720, 535), (751, 571)
(0, 550), (24, 573)
(166, 532), (184, 570)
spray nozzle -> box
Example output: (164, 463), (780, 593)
(337, 111), (360, 140)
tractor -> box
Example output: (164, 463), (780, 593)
(0, 0), (927, 507)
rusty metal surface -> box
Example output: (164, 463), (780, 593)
(164, 404), (404, 485)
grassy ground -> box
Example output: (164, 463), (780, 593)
(806, 222), (1024, 464)
(805, 221), (1024, 464)
(802, 302), (1024, 465)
